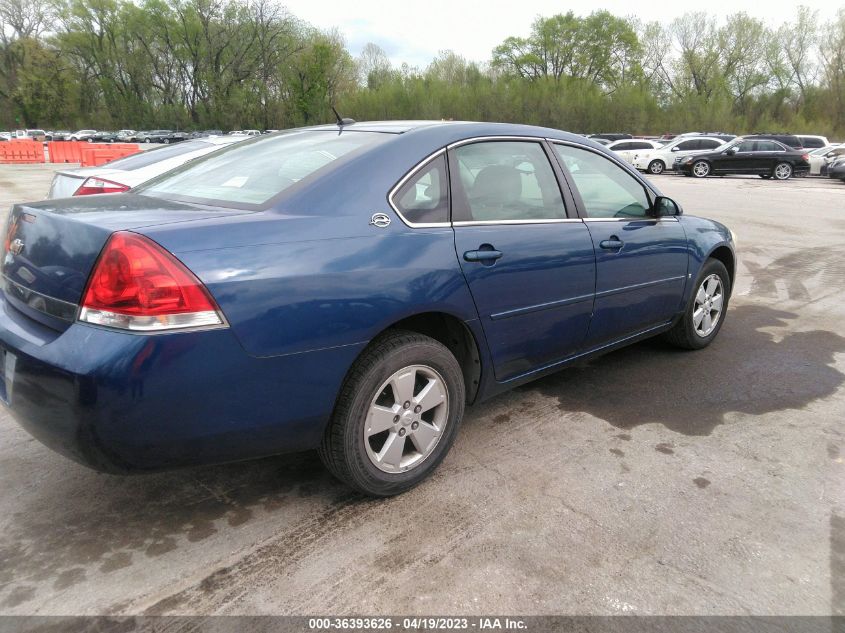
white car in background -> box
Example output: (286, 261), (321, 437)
(68, 129), (97, 141)
(47, 135), (248, 199)
(632, 136), (726, 175)
(606, 139), (663, 165)
(807, 144), (843, 176)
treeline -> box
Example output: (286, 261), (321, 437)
(1, 0), (844, 137)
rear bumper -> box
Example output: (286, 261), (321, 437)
(0, 291), (363, 472)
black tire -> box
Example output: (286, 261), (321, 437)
(691, 160), (710, 178)
(648, 160), (665, 175)
(773, 162), (792, 180)
(318, 330), (465, 497)
(664, 258), (731, 350)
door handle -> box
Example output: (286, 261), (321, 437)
(599, 237), (624, 250)
(463, 246), (503, 263)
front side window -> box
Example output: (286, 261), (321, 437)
(451, 141), (566, 222)
(137, 130), (389, 207)
(392, 154), (449, 225)
(737, 140), (755, 152)
(676, 140), (699, 151)
(553, 144), (651, 219)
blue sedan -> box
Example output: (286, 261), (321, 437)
(0, 121), (736, 496)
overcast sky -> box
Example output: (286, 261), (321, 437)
(281, 0), (839, 69)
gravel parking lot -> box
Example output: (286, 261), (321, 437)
(0, 164), (842, 616)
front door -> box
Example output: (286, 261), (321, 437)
(449, 140), (596, 381)
(551, 142), (689, 346)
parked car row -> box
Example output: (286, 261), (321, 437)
(603, 132), (842, 181)
(1, 128), (279, 143)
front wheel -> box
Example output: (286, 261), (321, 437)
(319, 330), (465, 496)
(648, 160), (665, 175)
(691, 160), (710, 178)
(773, 162), (793, 180)
(163, 139), (170, 144)
(664, 258), (731, 350)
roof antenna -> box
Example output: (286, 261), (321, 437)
(331, 105), (355, 127)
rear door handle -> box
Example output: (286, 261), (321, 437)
(463, 248), (503, 263)
(599, 237), (624, 250)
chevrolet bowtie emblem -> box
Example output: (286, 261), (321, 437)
(10, 239), (24, 256)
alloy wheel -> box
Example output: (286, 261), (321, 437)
(364, 365), (449, 474)
(693, 274), (724, 338)
(649, 160), (664, 175)
(693, 161), (710, 178)
(774, 163), (792, 180)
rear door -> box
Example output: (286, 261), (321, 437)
(751, 140), (783, 173)
(551, 142), (689, 346)
(448, 139), (596, 381)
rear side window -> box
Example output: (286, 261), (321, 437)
(392, 155), (449, 225)
(676, 140), (699, 151)
(755, 141), (780, 151)
(451, 141), (567, 222)
(799, 137), (824, 148)
(553, 144), (650, 219)
(700, 139), (722, 149)
(137, 131), (390, 207)
(630, 142), (652, 150)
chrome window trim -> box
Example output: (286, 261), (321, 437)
(387, 148), (451, 229)
(453, 218), (584, 226)
(446, 135), (548, 149)
(583, 217), (679, 223)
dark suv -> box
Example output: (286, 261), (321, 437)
(747, 133), (803, 150)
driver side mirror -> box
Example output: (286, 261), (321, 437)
(652, 196), (682, 217)
(726, 148), (737, 156)
(671, 146), (679, 152)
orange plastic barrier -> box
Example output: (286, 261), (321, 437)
(0, 140), (45, 164)
(47, 141), (83, 163)
(80, 145), (141, 167)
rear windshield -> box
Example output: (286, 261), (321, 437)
(136, 130), (390, 207)
(104, 140), (214, 170)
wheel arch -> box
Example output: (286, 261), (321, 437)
(707, 244), (735, 288)
(334, 311), (484, 411)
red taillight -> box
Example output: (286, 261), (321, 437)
(73, 177), (130, 196)
(79, 232), (224, 331)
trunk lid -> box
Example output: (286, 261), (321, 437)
(2, 194), (251, 330)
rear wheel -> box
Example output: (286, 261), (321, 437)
(163, 139), (170, 144)
(691, 160), (710, 178)
(664, 258), (731, 350)
(648, 160), (665, 175)
(319, 331), (465, 497)
(773, 162), (793, 180)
